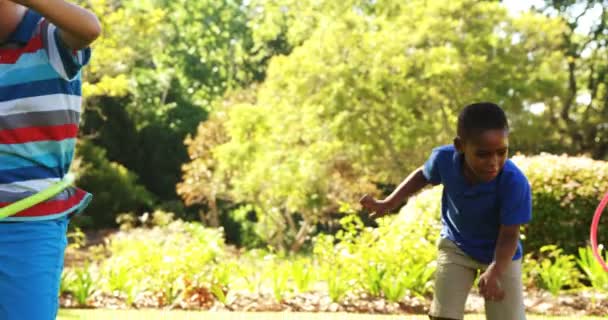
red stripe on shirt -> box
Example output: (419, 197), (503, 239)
(0, 188), (87, 217)
(0, 124), (78, 144)
(0, 34), (44, 64)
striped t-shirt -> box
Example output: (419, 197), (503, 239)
(0, 10), (92, 221)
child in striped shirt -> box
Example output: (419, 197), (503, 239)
(0, 1), (100, 318)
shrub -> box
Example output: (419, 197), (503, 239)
(97, 220), (225, 304)
(72, 140), (156, 228)
(512, 154), (608, 255)
(530, 245), (582, 295)
(313, 186), (442, 301)
(577, 246), (608, 292)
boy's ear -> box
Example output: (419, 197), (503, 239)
(453, 136), (464, 153)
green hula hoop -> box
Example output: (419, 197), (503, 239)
(0, 173), (76, 219)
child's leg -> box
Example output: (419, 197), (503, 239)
(0, 217), (69, 320)
(483, 259), (526, 320)
(429, 238), (478, 320)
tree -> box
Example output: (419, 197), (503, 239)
(79, 0), (287, 207)
(180, 0), (564, 250)
(517, 0), (608, 158)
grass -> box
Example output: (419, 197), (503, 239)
(57, 310), (605, 320)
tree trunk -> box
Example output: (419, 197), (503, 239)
(290, 220), (313, 253)
(200, 195), (220, 227)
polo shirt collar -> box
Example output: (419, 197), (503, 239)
(7, 10), (42, 44)
(452, 151), (498, 194)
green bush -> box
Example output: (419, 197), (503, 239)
(59, 185), (441, 306)
(97, 220), (225, 304)
(529, 245), (582, 295)
(72, 140), (156, 228)
(512, 154), (608, 256)
(225, 204), (265, 249)
(313, 187), (442, 302)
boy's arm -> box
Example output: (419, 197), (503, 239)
(492, 224), (520, 275)
(360, 167), (430, 218)
(12, 0), (101, 49)
(382, 167), (429, 211)
(479, 224), (520, 300)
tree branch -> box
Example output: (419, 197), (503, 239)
(569, 2), (594, 31)
(561, 59), (577, 126)
(290, 219), (314, 253)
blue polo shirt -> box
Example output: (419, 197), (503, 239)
(422, 145), (532, 264)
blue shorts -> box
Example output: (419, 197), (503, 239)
(0, 216), (69, 320)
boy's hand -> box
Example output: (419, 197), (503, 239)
(478, 264), (505, 301)
(359, 194), (391, 219)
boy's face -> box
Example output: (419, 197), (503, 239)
(455, 129), (509, 184)
(0, 1), (25, 43)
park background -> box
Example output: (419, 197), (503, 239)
(58, 0), (608, 318)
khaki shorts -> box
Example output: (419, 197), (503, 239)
(429, 238), (526, 320)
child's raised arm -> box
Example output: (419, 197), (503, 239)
(12, 0), (101, 49)
(360, 167), (429, 219)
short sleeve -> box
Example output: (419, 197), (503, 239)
(422, 148), (442, 185)
(499, 174), (532, 225)
(40, 20), (92, 81)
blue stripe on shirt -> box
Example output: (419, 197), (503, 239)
(0, 63), (60, 87)
(0, 139), (76, 158)
(0, 78), (81, 102)
(0, 51), (49, 73)
(0, 165), (67, 184)
(0, 151), (73, 170)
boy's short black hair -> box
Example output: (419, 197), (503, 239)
(457, 102), (509, 140)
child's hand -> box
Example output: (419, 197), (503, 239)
(359, 194), (390, 219)
(478, 264), (505, 301)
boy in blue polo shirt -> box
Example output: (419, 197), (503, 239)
(0, 0), (100, 319)
(361, 102), (531, 320)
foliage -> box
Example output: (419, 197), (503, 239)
(577, 246), (608, 292)
(72, 140), (155, 228)
(512, 154), (608, 255)
(313, 187), (442, 301)
(221, 204), (265, 249)
(180, 0), (565, 249)
(79, 0), (204, 203)
(94, 220), (225, 304)
(80, 0), (167, 99)
(76, 0), (608, 248)
(61, 188), (443, 306)
(159, 0), (284, 109)
(519, 0), (608, 159)
(532, 245), (582, 295)
(61, 265), (98, 306)
(290, 258), (314, 293)
(177, 88), (255, 227)
(79, 0), (287, 208)
(49, 0), (608, 312)
(61, 206), (607, 309)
